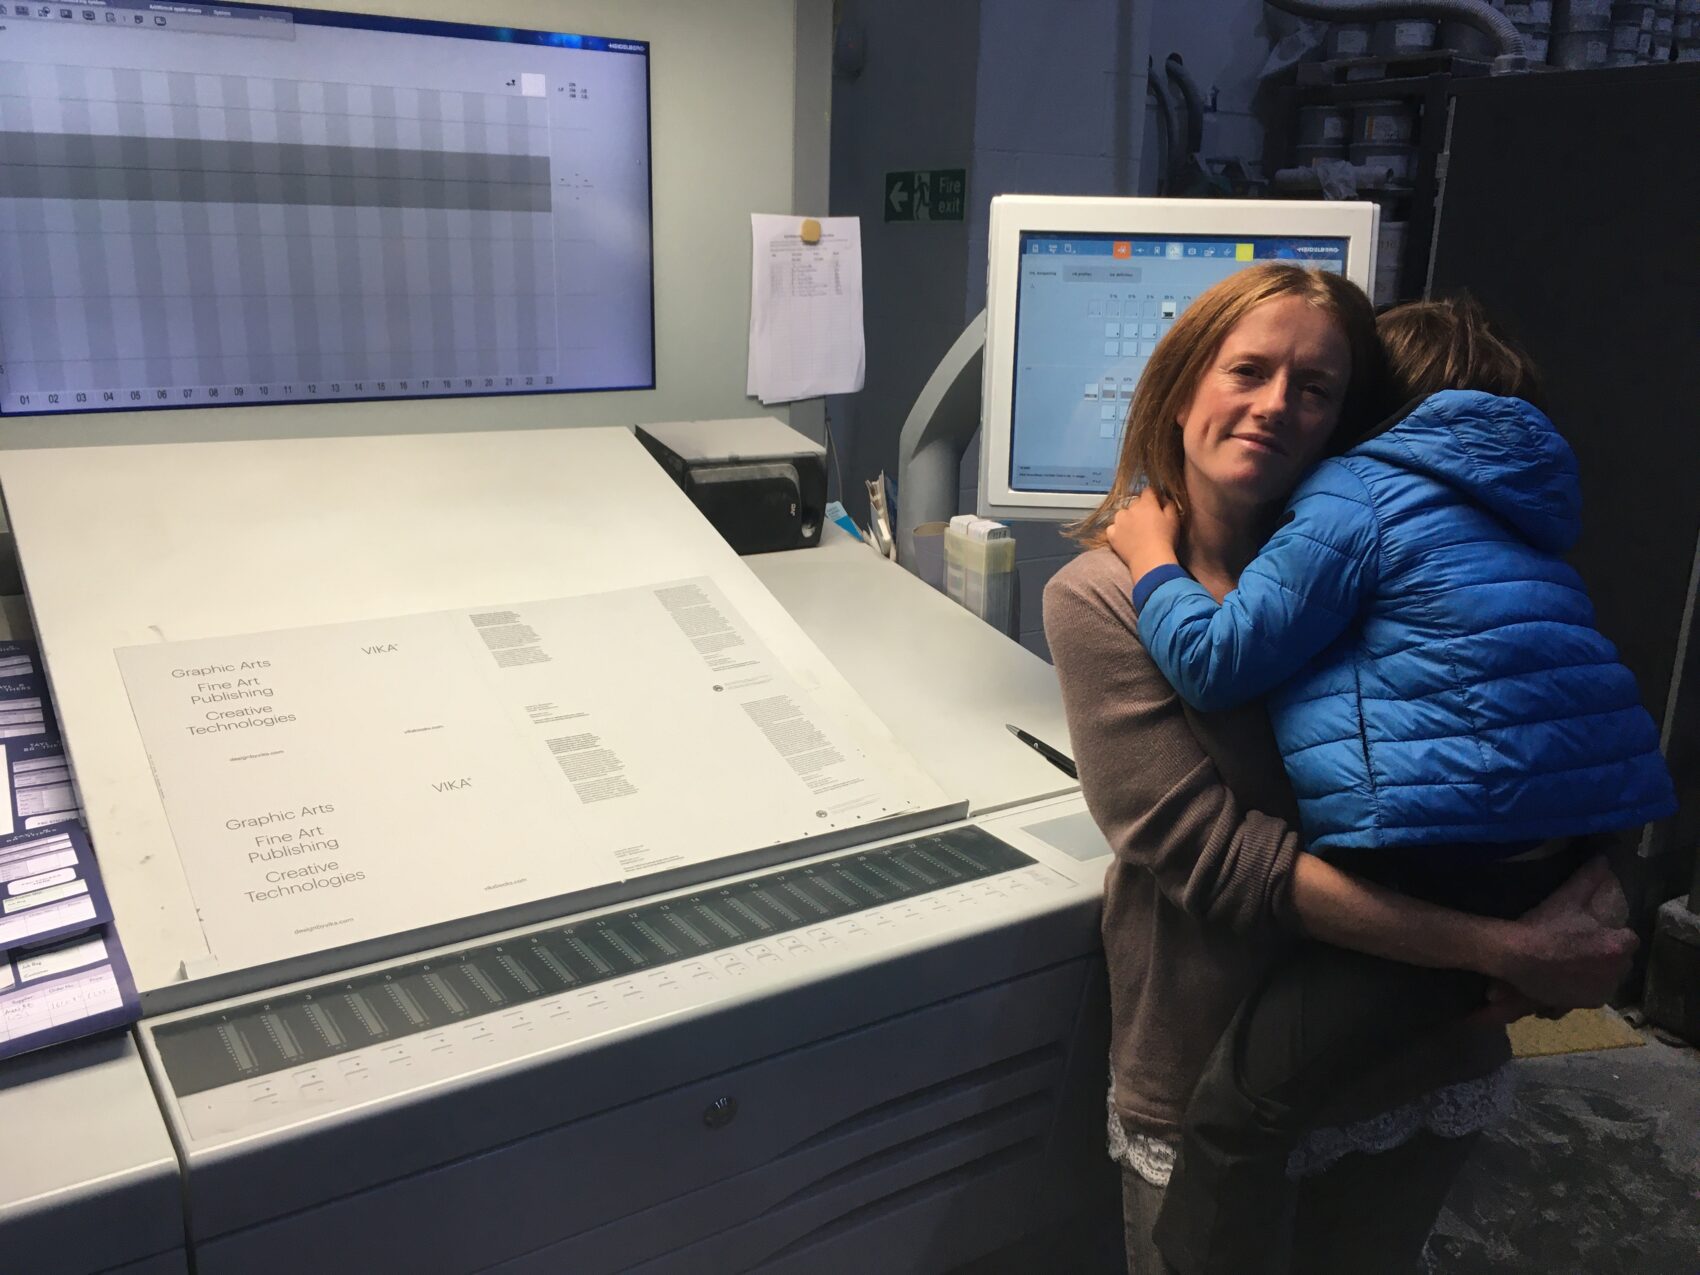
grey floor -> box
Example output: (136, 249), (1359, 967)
(961, 1024), (1700, 1275)
(1427, 1028), (1700, 1275)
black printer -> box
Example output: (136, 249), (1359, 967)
(636, 417), (828, 555)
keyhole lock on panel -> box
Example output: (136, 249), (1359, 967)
(702, 1096), (739, 1130)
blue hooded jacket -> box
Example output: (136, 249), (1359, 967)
(1132, 390), (1677, 853)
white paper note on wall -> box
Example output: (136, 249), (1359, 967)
(747, 214), (865, 404)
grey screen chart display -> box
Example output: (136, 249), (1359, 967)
(0, 1), (653, 416)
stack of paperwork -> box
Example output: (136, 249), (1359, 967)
(0, 641), (138, 1061)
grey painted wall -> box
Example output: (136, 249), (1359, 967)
(831, 0), (1274, 659)
(826, 0), (980, 515)
(962, 0), (1154, 659)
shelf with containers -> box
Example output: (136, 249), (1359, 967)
(1264, 58), (1484, 305)
(1264, 3), (1697, 305)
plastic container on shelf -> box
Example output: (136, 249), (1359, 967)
(1326, 22), (1375, 58)
(1352, 99), (1417, 144)
(1553, 28), (1612, 62)
(1347, 141), (1418, 182)
(1611, 19), (1647, 47)
(1506, 0), (1554, 60)
(1437, 18), (1498, 56)
(1556, 0), (1615, 29)
(1297, 104), (1350, 146)
(1371, 18), (1439, 53)
(1614, 0), (1657, 30)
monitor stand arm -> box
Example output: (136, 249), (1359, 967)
(894, 309), (986, 572)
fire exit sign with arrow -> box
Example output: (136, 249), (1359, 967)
(884, 169), (966, 223)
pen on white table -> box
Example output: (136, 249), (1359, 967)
(1005, 723), (1077, 780)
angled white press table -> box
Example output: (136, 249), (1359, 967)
(747, 524), (1077, 816)
(0, 430), (1108, 1275)
(0, 427), (958, 1007)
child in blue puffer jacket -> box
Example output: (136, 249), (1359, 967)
(1109, 295), (1677, 1275)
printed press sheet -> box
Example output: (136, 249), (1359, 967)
(117, 577), (920, 973)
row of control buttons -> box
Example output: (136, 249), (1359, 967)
(226, 868), (1062, 1117)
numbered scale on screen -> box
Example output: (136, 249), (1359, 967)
(9, 373), (560, 415)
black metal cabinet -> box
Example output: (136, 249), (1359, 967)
(1429, 63), (1700, 906)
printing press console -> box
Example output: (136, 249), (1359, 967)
(0, 428), (1110, 1274)
(0, 1035), (185, 1275)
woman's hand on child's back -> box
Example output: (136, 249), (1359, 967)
(1582, 869), (1630, 927)
(1491, 857), (1637, 1015)
(1106, 489), (1184, 581)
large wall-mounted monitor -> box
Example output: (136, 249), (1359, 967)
(978, 196), (1378, 523)
(0, 0), (653, 417)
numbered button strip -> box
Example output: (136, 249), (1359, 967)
(152, 825), (1035, 1099)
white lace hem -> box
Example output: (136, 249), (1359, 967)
(1106, 1065), (1516, 1187)
(1106, 1096), (1177, 1186)
(1282, 1065), (1517, 1180)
